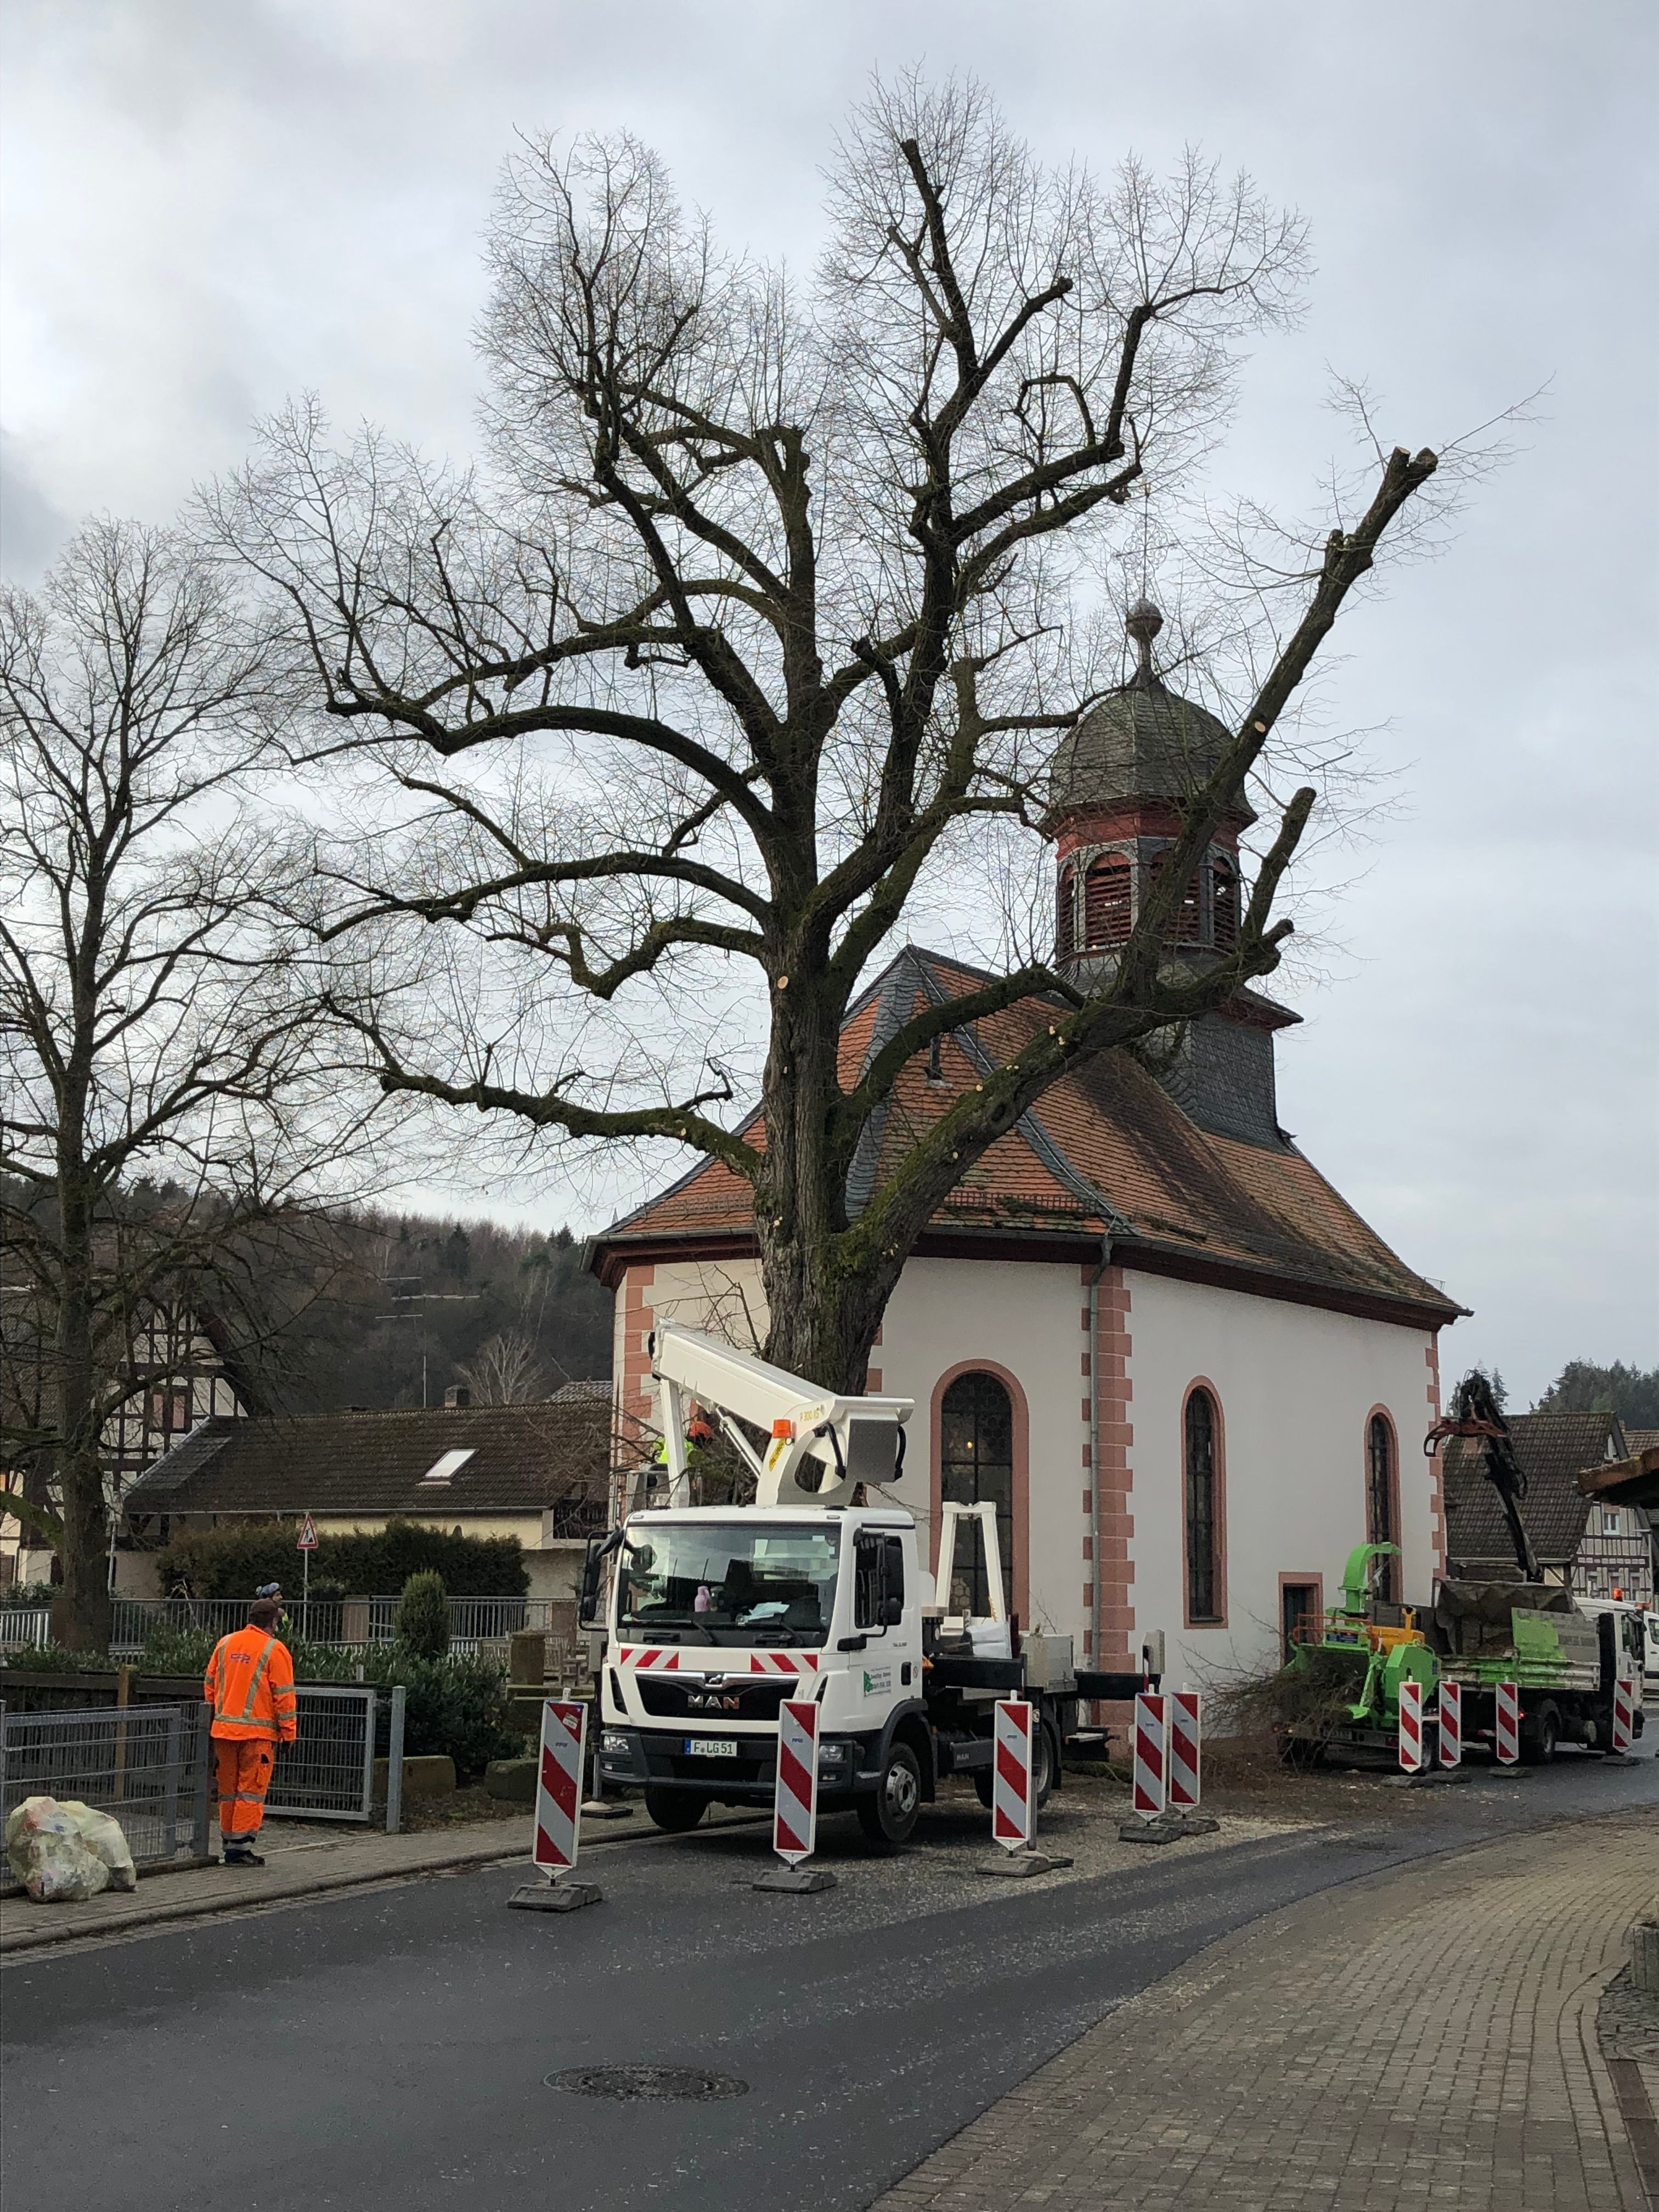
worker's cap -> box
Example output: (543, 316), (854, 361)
(255, 1582), (283, 1599)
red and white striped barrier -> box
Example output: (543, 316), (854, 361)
(532, 1699), (588, 1875)
(991, 1699), (1035, 1852)
(1611, 1677), (1636, 1756)
(1397, 1678), (1424, 1773)
(1132, 1693), (1166, 1820)
(1494, 1681), (1521, 1766)
(1168, 1691), (1201, 1810)
(1437, 1679), (1462, 1768)
(772, 1698), (820, 1866)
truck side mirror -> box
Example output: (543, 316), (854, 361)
(578, 1533), (606, 1628)
(880, 1595), (903, 1628)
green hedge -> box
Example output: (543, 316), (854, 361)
(134, 1620), (515, 1780)
(153, 1517), (528, 1599)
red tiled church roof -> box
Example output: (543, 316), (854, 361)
(591, 947), (1463, 1327)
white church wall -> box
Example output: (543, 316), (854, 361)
(876, 1254), (1087, 1639)
(1124, 1270), (1437, 1690)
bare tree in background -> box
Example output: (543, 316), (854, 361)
(0, 520), (383, 1649)
(211, 75), (1468, 1395)
(456, 1329), (550, 1405)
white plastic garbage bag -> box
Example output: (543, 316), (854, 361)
(58, 1801), (138, 1892)
(5, 1795), (114, 1903)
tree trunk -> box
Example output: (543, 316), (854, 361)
(754, 982), (907, 1393)
(51, 1171), (113, 1654)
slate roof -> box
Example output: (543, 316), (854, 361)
(1047, 668), (1254, 826)
(1442, 1410), (1632, 1568)
(122, 1397), (611, 1519)
(591, 945), (1462, 1328)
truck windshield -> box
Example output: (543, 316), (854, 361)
(618, 1522), (840, 1646)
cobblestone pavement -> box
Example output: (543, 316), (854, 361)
(873, 1813), (1659, 2212)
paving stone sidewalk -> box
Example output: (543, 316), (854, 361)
(874, 1813), (1659, 2212)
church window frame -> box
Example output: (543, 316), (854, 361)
(1209, 853), (1239, 951)
(1149, 843), (1203, 945)
(1081, 852), (1132, 949)
(1365, 1408), (1401, 1604)
(1056, 862), (1077, 962)
(931, 1361), (1029, 1624)
(1181, 1380), (1227, 1627)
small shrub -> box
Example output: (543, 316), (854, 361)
(394, 1571), (450, 1660)
(360, 1647), (516, 1780)
(0, 1640), (115, 1674)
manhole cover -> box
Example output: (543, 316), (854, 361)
(545, 2064), (750, 2102)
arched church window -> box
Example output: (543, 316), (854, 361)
(1082, 854), (1132, 948)
(1210, 855), (1238, 952)
(1150, 846), (1203, 944)
(1056, 865), (1076, 962)
(1184, 1386), (1223, 1622)
(940, 1370), (1015, 1618)
(1367, 1413), (1398, 1604)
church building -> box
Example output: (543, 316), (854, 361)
(590, 605), (1464, 1691)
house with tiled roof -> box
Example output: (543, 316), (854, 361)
(590, 606), (1468, 1688)
(1444, 1410), (1654, 1604)
(119, 1384), (611, 1604)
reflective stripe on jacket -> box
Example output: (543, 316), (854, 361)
(204, 1626), (298, 1741)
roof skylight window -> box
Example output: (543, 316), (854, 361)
(419, 1448), (475, 1486)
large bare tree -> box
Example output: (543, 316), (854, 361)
(0, 519), (380, 1648)
(211, 77), (1458, 1394)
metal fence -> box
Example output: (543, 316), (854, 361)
(0, 1608), (52, 1653)
(263, 1684), (406, 1830)
(0, 1701), (212, 1891)
(109, 1594), (563, 1657)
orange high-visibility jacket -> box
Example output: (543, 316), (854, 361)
(204, 1626), (298, 1742)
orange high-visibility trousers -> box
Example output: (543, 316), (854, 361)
(215, 1739), (275, 1844)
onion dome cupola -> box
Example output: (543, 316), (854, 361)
(1045, 601), (1297, 1150)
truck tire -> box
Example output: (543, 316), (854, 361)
(1521, 1705), (1560, 1767)
(857, 1742), (922, 1849)
(973, 1720), (1058, 1812)
(644, 1787), (708, 1832)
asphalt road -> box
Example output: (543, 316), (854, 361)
(4, 1748), (1656, 2212)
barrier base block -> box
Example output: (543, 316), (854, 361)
(1392, 1767), (1469, 1788)
(508, 1878), (603, 1913)
(753, 1865), (838, 1893)
(581, 1799), (634, 1819)
(977, 1849), (1074, 1878)
(1119, 1812), (1214, 1844)
(1598, 1753), (1641, 1768)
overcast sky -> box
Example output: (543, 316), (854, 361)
(4, 0), (1655, 1403)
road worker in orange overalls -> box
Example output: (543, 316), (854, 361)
(204, 1596), (297, 1866)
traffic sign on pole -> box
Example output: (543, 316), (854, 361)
(296, 1514), (318, 1551)
(507, 1698), (602, 1912)
(1167, 1691), (1202, 1809)
(1437, 1679), (1463, 1768)
(991, 1699), (1035, 1852)
(1494, 1681), (1521, 1766)
(1132, 1693), (1166, 1820)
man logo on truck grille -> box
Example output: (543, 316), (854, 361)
(686, 1692), (742, 1711)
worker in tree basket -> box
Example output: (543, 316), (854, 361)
(204, 1596), (298, 1866)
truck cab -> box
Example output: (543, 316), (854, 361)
(596, 1504), (935, 1842)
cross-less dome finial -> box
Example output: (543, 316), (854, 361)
(1125, 598), (1163, 682)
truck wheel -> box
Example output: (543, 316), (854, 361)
(1521, 1705), (1560, 1767)
(972, 1722), (1058, 1810)
(857, 1743), (922, 1849)
(644, 1787), (708, 1832)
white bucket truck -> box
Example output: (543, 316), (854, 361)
(582, 1325), (1152, 1846)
